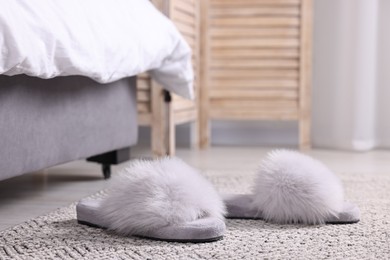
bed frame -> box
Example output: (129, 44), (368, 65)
(0, 75), (138, 181)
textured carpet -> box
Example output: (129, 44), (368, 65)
(1, 172), (390, 259)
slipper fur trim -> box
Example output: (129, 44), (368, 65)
(97, 157), (226, 236)
(252, 150), (344, 224)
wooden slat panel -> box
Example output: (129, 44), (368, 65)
(174, 103), (195, 112)
(210, 67), (291, 78)
(137, 73), (150, 79)
(173, 99), (195, 111)
(210, 0), (301, 6)
(137, 102), (151, 113)
(172, 94), (189, 101)
(210, 6), (300, 17)
(211, 17), (300, 27)
(172, 9), (195, 27)
(182, 31), (196, 40)
(137, 90), (151, 102)
(210, 89), (299, 99)
(209, 79), (298, 89)
(174, 109), (197, 124)
(171, 0), (198, 93)
(182, 0), (195, 5)
(211, 59), (299, 69)
(211, 105), (298, 113)
(210, 109), (299, 120)
(199, 0), (310, 147)
(213, 66), (299, 85)
(210, 28), (299, 38)
(172, 0), (198, 96)
(175, 0), (195, 16)
(137, 78), (151, 90)
(211, 48), (299, 59)
(146, 0), (199, 154)
(138, 113), (152, 126)
(172, 94), (195, 109)
(211, 69), (299, 79)
(211, 38), (299, 48)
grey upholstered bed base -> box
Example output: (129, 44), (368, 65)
(0, 75), (138, 181)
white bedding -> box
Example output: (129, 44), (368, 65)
(0, 0), (193, 99)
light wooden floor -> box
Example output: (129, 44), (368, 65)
(1, 145), (389, 231)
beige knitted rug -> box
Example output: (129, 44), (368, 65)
(1, 172), (389, 259)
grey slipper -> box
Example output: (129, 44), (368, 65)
(76, 157), (226, 243)
(223, 150), (361, 225)
(223, 194), (360, 224)
(77, 198), (225, 242)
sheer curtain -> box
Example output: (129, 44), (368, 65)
(376, 0), (390, 148)
(312, 0), (390, 151)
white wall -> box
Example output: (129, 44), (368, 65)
(377, 0), (390, 148)
(313, 0), (390, 150)
(312, 0), (379, 150)
(312, 0), (356, 149)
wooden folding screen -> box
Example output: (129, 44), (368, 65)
(199, 0), (312, 149)
(137, 0), (200, 156)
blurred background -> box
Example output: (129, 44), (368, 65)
(138, 0), (390, 152)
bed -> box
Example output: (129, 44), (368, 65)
(0, 0), (194, 181)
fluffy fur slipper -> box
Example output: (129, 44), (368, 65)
(223, 150), (360, 224)
(77, 157), (226, 242)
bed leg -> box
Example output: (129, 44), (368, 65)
(86, 147), (130, 179)
(102, 164), (111, 179)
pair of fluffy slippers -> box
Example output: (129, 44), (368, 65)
(76, 150), (360, 243)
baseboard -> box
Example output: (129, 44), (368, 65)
(138, 121), (299, 148)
